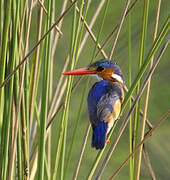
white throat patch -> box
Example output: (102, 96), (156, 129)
(111, 74), (123, 84)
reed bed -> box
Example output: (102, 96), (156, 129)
(0, 0), (169, 179)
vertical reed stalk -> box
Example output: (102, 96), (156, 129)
(37, 0), (53, 178)
(8, 1), (20, 179)
(128, 1), (133, 179)
(0, 0), (11, 120)
(135, 0), (161, 179)
(0, 0), (11, 178)
(11, 1), (34, 179)
(133, 2), (150, 174)
(0, 0), (2, 44)
(17, 121), (23, 180)
(29, 0), (44, 137)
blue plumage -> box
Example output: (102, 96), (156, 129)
(63, 59), (124, 150)
(88, 80), (123, 150)
(92, 120), (107, 149)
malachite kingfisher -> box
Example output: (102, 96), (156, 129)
(63, 59), (124, 150)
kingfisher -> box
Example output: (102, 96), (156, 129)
(63, 59), (124, 150)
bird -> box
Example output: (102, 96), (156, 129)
(62, 59), (124, 150)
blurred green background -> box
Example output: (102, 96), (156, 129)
(31, 0), (170, 179)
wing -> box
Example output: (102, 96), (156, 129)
(97, 92), (120, 122)
(97, 92), (121, 133)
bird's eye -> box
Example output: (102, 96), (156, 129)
(96, 66), (104, 72)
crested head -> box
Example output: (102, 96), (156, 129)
(88, 59), (124, 84)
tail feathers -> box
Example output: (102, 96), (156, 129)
(92, 121), (108, 150)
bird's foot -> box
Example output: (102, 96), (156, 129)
(106, 139), (110, 143)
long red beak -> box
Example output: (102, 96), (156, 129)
(62, 68), (97, 76)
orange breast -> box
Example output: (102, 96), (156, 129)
(107, 99), (121, 134)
